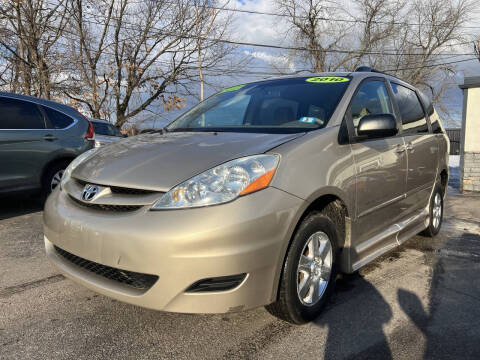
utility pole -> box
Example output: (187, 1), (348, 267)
(475, 39), (480, 63)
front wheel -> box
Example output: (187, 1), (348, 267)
(42, 161), (70, 197)
(421, 185), (444, 237)
(266, 211), (339, 324)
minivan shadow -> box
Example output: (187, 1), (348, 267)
(0, 193), (44, 220)
(313, 273), (393, 359)
(397, 230), (480, 359)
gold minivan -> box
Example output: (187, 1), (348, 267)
(44, 70), (449, 324)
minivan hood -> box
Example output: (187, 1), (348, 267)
(73, 131), (303, 192)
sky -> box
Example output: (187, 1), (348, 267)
(140, 0), (480, 129)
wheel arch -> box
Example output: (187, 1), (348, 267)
(271, 191), (352, 302)
(439, 168), (448, 197)
(40, 155), (75, 185)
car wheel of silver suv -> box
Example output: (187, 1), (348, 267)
(266, 210), (339, 324)
(42, 160), (70, 197)
(421, 185), (444, 237)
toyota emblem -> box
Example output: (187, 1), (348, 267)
(82, 184), (99, 201)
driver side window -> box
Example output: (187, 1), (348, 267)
(349, 80), (394, 136)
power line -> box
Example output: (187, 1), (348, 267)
(21, 1), (468, 56)
(2, 2), (478, 91)
(45, 56), (480, 78)
(75, 15), (480, 57)
(210, 4), (480, 30)
(5, 3), (477, 58)
(3, 18), (477, 76)
(4, 26), (476, 76)
(384, 57), (478, 72)
(118, 0), (480, 30)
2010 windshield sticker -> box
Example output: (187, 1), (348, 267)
(218, 84), (245, 94)
(306, 76), (350, 83)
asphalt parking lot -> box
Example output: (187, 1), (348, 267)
(1, 166), (480, 359)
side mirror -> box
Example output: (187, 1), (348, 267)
(357, 113), (398, 138)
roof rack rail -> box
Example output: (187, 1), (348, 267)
(354, 65), (403, 80)
(354, 66), (373, 72)
(355, 66), (386, 74)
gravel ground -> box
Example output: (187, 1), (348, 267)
(1, 166), (480, 359)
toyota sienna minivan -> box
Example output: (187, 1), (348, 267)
(44, 69), (449, 324)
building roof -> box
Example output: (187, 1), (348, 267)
(459, 76), (480, 89)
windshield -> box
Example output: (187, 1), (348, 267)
(92, 122), (123, 137)
(166, 76), (351, 134)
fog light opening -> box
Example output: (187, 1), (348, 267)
(185, 273), (247, 293)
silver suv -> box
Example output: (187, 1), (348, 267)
(44, 69), (449, 324)
(0, 92), (95, 196)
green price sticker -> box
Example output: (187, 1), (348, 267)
(306, 76), (350, 83)
(218, 84), (245, 94)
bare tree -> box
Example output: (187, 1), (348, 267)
(274, 0), (476, 117)
(194, 3), (216, 101)
(381, 0), (476, 115)
(386, 0), (474, 85)
(0, 0), (238, 128)
(0, 0), (70, 99)
(474, 39), (480, 63)
(274, 0), (349, 72)
(64, 0), (115, 119)
(274, 0), (402, 72)
(106, 0), (192, 128)
(336, 0), (404, 71)
(101, 0), (239, 128)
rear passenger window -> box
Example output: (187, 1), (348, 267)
(349, 80), (394, 136)
(43, 106), (74, 129)
(0, 97), (45, 129)
(391, 83), (428, 134)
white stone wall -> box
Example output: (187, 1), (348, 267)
(460, 85), (480, 192)
(461, 153), (480, 192)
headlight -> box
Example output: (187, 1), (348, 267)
(151, 154), (280, 210)
(60, 148), (97, 190)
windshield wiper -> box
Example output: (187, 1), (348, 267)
(165, 128), (199, 132)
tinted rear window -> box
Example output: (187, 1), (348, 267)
(167, 76), (352, 134)
(92, 122), (122, 136)
(0, 97), (45, 129)
(43, 106), (74, 129)
(391, 83), (428, 134)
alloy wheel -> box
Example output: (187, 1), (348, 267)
(50, 170), (64, 191)
(432, 192), (442, 229)
(296, 231), (333, 306)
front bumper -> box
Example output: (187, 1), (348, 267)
(44, 187), (304, 313)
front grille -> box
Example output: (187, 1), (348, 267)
(75, 178), (157, 195)
(110, 186), (157, 195)
(54, 246), (158, 291)
(69, 196), (142, 212)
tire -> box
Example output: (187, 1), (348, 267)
(41, 160), (70, 197)
(421, 185), (444, 237)
(266, 210), (339, 324)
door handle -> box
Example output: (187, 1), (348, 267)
(44, 134), (58, 141)
(406, 143), (414, 152)
(395, 145), (406, 154)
